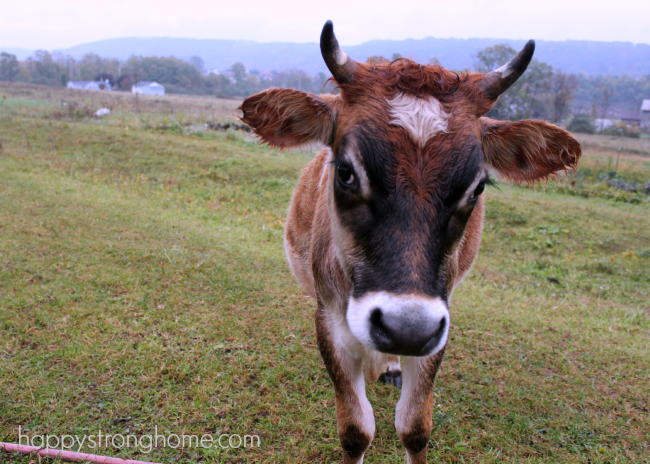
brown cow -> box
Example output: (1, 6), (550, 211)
(241, 21), (581, 464)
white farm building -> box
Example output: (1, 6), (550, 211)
(67, 80), (111, 91)
(641, 99), (650, 129)
(132, 82), (165, 96)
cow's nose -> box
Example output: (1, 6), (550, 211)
(346, 292), (449, 356)
(368, 306), (447, 357)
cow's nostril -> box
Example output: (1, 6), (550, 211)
(369, 308), (382, 325)
(369, 308), (392, 346)
(434, 315), (447, 337)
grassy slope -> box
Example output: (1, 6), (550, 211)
(0, 85), (649, 463)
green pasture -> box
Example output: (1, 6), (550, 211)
(0, 84), (649, 463)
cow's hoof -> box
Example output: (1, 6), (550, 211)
(378, 369), (402, 389)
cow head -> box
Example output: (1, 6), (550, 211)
(241, 21), (581, 357)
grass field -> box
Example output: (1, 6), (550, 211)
(1, 83), (649, 464)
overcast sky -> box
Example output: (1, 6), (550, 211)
(2, 0), (650, 49)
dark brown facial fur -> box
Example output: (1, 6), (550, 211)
(331, 120), (485, 301)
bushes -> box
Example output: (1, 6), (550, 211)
(120, 56), (205, 92)
(602, 122), (641, 138)
(567, 115), (595, 134)
(567, 115), (641, 138)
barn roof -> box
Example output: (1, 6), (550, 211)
(641, 99), (650, 111)
(621, 110), (640, 121)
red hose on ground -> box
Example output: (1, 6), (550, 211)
(0, 442), (162, 464)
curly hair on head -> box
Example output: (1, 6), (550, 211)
(331, 59), (468, 103)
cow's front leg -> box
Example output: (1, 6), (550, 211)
(395, 349), (446, 464)
(316, 309), (375, 464)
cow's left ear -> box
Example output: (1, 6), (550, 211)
(480, 117), (582, 182)
(240, 88), (340, 148)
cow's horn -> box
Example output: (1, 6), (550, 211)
(320, 20), (357, 85)
(480, 40), (535, 100)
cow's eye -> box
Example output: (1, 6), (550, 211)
(337, 164), (355, 185)
(471, 182), (485, 199)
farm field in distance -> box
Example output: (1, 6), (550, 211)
(0, 83), (649, 464)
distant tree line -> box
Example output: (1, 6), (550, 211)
(0, 50), (331, 98)
(2, 47), (650, 130)
(472, 44), (650, 126)
(0, 50), (120, 87)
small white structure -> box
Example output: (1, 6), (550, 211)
(132, 81), (165, 96)
(67, 80), (111, 91)
(641, 99), (650, 129)
(594, 118), (614, 131)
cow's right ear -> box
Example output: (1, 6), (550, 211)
(480, 117), (582, 182)
(240, 88), (340, 148)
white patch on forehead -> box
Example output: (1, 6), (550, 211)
(387, 93), (450, 147)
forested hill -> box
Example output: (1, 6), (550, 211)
(3, 37), (650, 77)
